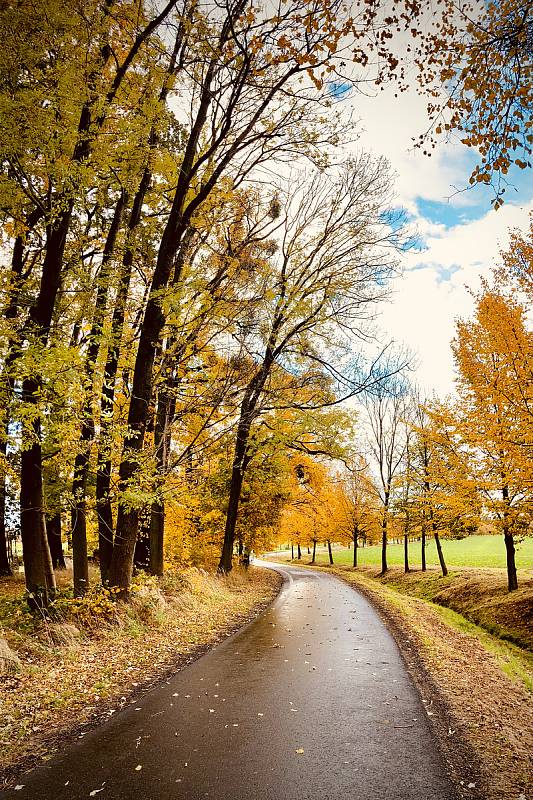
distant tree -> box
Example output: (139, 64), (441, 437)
(337, 461), (379, 568)
(365, 378), (410, 574)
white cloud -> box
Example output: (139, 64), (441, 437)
(338, 79), (533, 397)
(347, 84), (470, 207)
(378, 202), (533, 396)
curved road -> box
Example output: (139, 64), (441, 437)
(5, 563), (455, 799)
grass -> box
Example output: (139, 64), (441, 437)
(432, 603), (533, 692)
(274, 534), (533, 569)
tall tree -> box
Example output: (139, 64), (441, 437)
(0, 0), (181, 605)
(451, 287), (532, 590)
(217, 159), (403, 572)
(108, 0), (422, 590)
(337, 461), (379, 568)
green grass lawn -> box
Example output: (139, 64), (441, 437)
(273, 534), (533, 570)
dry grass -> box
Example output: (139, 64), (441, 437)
(364, 565), (533, 652)
(0, 565), (281, 786)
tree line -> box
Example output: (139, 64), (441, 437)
(0, 0), (530, 607)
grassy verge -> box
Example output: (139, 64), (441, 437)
(275, 559), (533, 800)
(361, 565), (533, 652)
(274, 533), (533, 570)
(0, 565), (281, 787)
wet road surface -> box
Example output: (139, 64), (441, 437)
(5, 563), (455, 799)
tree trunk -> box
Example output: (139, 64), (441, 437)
(403, 533), (409, 573)
(0, 208), (43, 579)
(217, 391), (261, 573)
(41, 513), (56, 596)
(149, 500), (164, 577)
(291, 543), (294, 559)
(311, 539), (316, 563)
(433, 528), (448, 577)
(421, 524), (427, 571)
(19, 212), (71, 607)
(71, 474), (90, 595)
(0, 437), (12, 576)
(71, 191), (126, 595)
(502, 486), (518, 591)
(46, 513), (65, 569)
(95, 453), (114, 585)
(95, 184), (147, 583)
(381, 493), (389, 574)
(0, 522), (11, 576)
(327, 539), (334, 565)
(20, 432), (56, 608)
(134, 515), (151, 571)
(353, 526), (358, 568)
(217, 457), (246, 573)
(147, 361), (179, 576)
(297, 543), (301, 560)
(504, 531), (518, 591)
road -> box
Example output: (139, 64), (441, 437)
(5, 563), (456, 800)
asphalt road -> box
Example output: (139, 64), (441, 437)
(5, 562), (456, 800)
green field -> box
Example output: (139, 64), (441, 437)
(272, 535), (533, 570)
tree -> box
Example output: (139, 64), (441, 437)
(109, 0), (362, 592)
(280, 456), (344, 563)
(337, 461), (379, 568)
(0, 0), (181, 605)
(217, 159), (403, 572)
(499, 214), (533, 297)
(415, 0), (533, 205)
(0, 0), (430, 602)
(451, 287), (532, 590)
(392, 429), (417, 574)
(365, 378), (410, 574)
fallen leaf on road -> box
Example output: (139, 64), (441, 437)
(295, 748), (304, 754)
(135, 765), (142, 771)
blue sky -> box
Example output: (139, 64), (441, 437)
(416, 157), (533, 229)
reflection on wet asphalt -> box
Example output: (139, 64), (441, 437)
(5, 562), (455, 800)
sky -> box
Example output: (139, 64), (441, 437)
(341, 83), (533, 398)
